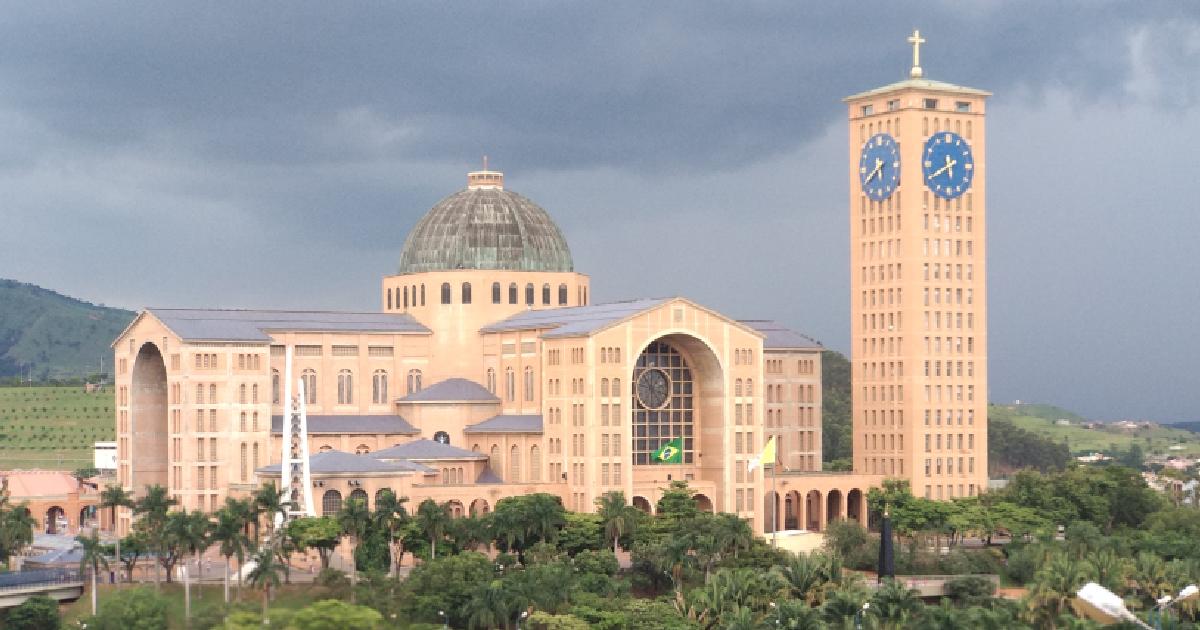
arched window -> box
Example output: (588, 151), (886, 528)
(337, 369), (353, 404)
(558, 284), (568, 305)
(505, 368), (515, 402)
(492, 282), (502, 304)
(387, 288), (393, 310)
(523, 366), (535, 401)
(252, 442), (260, 470)
(529, 445), (541, 482)
(486, 368), (496, 394)
(319, 445), (333, 453)
(302, 369), (317, 404)
(508, 283), (518, 304)
(252, 384), (258, 404)
(601, 378), (609, 397)
(525, 283), (535, 305)
(746, 379), (753, 396)
(375, 488), (393, 506)
(322, 490), (342, 516)
(462, 282), (472, 304)
(271, 369), (280, 404)
(440, 282), (452, 304)
(542, 283), (551, 305)
(509, 444), (521, 482)
(240, 443), (247, 481)
(403, 286), (409, 309)
(735, 379), (743, 396)
(355, 444), (370, 455)
(613, 378), (620, 397)
(240, 412), (247, 432)
(407, 369), (423, 395)
(632, 340), (695, 465)
(490, 444), (502, 476)
(239, 384), (247, 404)
(209, 384), (217, 401)
(372, 370), (388, 404)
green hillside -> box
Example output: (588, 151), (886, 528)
(0, 386), (114, 469)
(992, 403), (1200, 458)
(0, 278), (133, 381)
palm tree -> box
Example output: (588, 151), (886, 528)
(246, 546), (285, 626)
(133, 484), (177, 586)
(373, 490), (409, 575)
(821, 579), (870, 629)
(415, 498), (450, 560)
(463, 578), (519, 630)
(778, 551), (842, 605)
(715, 512), (754, 559)
(0, 497), (36, 570)
(489, 505), (524, 555)
(252, 482), (292, 544)
(173, 510), (211, 621)
(1026, 552), (1095, 628)
(337, 495), (371, 599)
(595, 491), (638, 555)
(76, 532), (109, 616)
(526, 494), (566, 544)
(98, 484), (134, 585)
(870, 578), (922, 630)
(211, 507), (249, 603)
(775, 599), (827, 629)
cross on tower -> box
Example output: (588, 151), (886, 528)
(907, 29), (925, 78)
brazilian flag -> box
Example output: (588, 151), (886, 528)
(651, 437), (684, 464)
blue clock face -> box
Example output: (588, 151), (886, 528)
(859, 133), (900, 201)
(922, 131), (974, 199)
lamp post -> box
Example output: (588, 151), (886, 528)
(438, 610), (447, 630)
(1075, 582), (1153, 629)
(854, 602), (870, 630)
(515, 610), (529, 629)
(1150, 584), (1200, 630)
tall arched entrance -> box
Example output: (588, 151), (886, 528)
(847, 489), (864, 524)
(131, 342), (169, 494)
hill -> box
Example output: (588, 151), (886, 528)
(0, 386), (114, 469)
(993, 403), (1200, 458)
(0, 279), (133, 381)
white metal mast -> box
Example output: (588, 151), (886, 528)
(279, 346), (315, 529)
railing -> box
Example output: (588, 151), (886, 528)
(0, 569), (83, 592)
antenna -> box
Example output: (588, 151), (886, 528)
(280, 346), (316, 528)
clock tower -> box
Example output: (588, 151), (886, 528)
(844, 31), (990, 499)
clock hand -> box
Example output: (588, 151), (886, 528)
(865, 158), (883, 183)
(928, 157), (958, 179)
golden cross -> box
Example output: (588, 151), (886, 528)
(907, 29), (925, 78)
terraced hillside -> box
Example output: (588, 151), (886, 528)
(0, 386), (114, 469)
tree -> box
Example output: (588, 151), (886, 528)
(463, 578), (520, 630)
(777, 551), (843, 605)
(869, 578), (922, 630)
(77, 531), (110, 615)
(4, 595), (61, 630)
(288, 516), (341, 570)
(290, 599), (384, 630)
(1025, 552), (1095, 628)
(372, 489), (409, 574)
(774, 599), (827, 629)
(173, 509), (211, 621)
(398, 552), (494, 627)
(337, 495), (372, 598)
(821, 350), (852, 463)
(132, 484), (176, 585)
(823, 518), (869, 561)
(252, 481), (292, 543)
(595, 491), (638, 554)
(0, 496), (36, 569)
(212, 505), (250, 603)
(415, 498), (451, 560)
(99, 483), (134, 583)
(84, 586), (169, 630)
(117, 530), (148, 583)
(247, 545), (285, 626)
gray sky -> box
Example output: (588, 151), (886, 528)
(2, 2), (1198, 422)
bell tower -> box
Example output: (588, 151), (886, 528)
(844, 31), (990, 499)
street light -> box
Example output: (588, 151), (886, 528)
(1150, 584), (1200, 630)
(1074, 582), (1152, 629)
(516, 611), (529, 630)
(438, 610), (447, 630)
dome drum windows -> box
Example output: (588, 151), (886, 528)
(462, 282), (472, 304)
(492, 282), (502, 304)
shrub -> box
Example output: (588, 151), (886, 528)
(4, 595), (61, 630)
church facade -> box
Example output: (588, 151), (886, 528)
(112, 34), (986, 537)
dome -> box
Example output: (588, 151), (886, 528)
(397, 169), (574, 274)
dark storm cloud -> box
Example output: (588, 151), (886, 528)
(2, 3), (1200, 421)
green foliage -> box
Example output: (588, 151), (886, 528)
(821, 350), (852, 462)
(289, 599), (384, 629)
(353, 519), (392, 573)
(823, 518), (869, 565)
(987, 415), (1071, 474)
(0, 386), (116, 468)
(527, 610), (591, 630)
(0, 495), (36, 567)
(399, 551), (495, 627)
(83, 586), (169, 630)
(942, 575), (997, 605)
(557, 511), (605, 555)
(4, 595), (62, 630)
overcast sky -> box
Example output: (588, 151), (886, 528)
(2, 3), (1198, 422)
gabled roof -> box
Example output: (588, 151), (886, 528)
(256, 450), (422, 475)
(475, 467), (503, 484)
(398, 378), (499, 403)
(464, 414), (543, 434)
(373, 439), (488, 461)
(142, 308), (430, 342)
(480, 297), (672, 337)
(270, 414), (418, 435)
(844, 77), (991, 101)
(737, 320), (823, 350)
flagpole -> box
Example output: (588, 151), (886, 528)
(771, 443), (778, 548)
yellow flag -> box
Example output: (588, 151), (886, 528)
(747, 436), (776, 473)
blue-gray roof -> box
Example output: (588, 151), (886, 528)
(257, 450), (426, 475)
(146, 308), (430, 342)
(480, 297), (671, 338)
(271, 414), (418, 435)
(465, 414), (543, 434)
(475, 468), (503, 484)
(738, 320), (822, 350)
(374, 439), (488, 461)
(399, 378), (498, 403)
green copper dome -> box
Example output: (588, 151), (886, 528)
(398, 171), (574, 274)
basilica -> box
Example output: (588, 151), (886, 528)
(114, 38), (988, 537)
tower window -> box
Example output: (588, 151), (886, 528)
(525, 283), (535, 305)
(403, 287), (409, 309)
(558, 284), (568, 305)
(492, 282), (501, 304)
(462, 282), (472, 304)
(440, 282), (451, 304)
(542, 283), (551, 305)
(508, 283), (518, 304)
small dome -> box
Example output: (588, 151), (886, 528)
(397, 170), (574, 274)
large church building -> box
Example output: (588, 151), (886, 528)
(112, 34), (987, 537)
